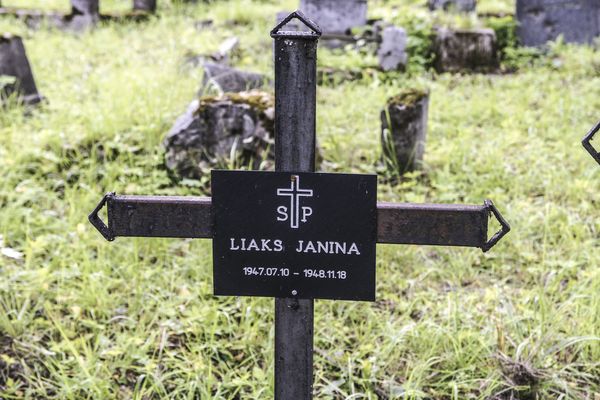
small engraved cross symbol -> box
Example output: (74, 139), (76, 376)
(276, 175), (313, 229)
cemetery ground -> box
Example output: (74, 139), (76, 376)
(0, 0), (599, 398)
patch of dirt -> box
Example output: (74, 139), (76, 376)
(0, 334), (24, 389)
(494, 353), (542, 400)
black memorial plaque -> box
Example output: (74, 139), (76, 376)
(212, 170), (377, 301)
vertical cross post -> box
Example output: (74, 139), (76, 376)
(271, 11), (321, 400)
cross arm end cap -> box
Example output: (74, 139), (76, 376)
(481, 199), (510, 252)
(89, 192), (115, 242)
(582, 120), (600, 166)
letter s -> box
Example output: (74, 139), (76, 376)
(274, 240), (284, 252)
(277, 206), (288, 222)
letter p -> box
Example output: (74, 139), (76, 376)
(301, 207), (313, 223)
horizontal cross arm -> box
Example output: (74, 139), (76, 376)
(377, 200), (509, 251)
(89, 194), (212, 240)
(89, 194), (509, 252)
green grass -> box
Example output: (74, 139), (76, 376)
(1, 0), (599, 398)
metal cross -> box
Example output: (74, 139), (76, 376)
(89, 11), (510, 400)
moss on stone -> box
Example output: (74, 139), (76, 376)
(195, 95), (219, 115)
(195, 90), (274, 115)
(228, 90), (274, 112)
(387, 88), (429, 107)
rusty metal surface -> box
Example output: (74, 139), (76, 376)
(102, 194), (212, 240)
(582, 120), (600, 166)
(377, 201), (487, 247)
(89, 194), (510, 251)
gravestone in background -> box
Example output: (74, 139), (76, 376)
(71, 0), (99, 15)
(428, 0), (476, 12)
(377, 26), (407, 71)
(299, 0), (367, 33)
(200, 63), (268, 94)
(133, 0), (157, 12)
(381, 90), (429, 173)
(434, 28), (498, 73)
(516, 0), (600, 47)
(0, 34), (43, 105)
(0, 0), (152, 30)
(164, 91), (275, 179)
(70, 0), (99, 29)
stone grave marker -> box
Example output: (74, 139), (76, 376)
(377, 26), (408, 72)
(434, 28), (498, 73)
(299, 0), (367, 34)
(164, 91), (275, 179)
(582, 120), (600, 165)
(133, 0), (156, 13)
(428, 0), (476, 12)
(381, 90), (429, 173)
(71, 0), (99, 15)
(0, 34), (43, 105)
(69, 0), (100, 30)
(200, 63), (268, 94)
(516, 0), (600, 47)
(89, 11), (510, 400)
(0, 0), (152, 29)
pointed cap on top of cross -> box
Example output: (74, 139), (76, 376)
(271, 10), (322, 39)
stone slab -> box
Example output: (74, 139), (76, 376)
(517, 0), (600, 47)
(0, 34), (42, 105)
(299, 0), (367, 34)
(428, 0), (476, 12)
(433, 28), (498, 73)
(377, 26), (408, 71)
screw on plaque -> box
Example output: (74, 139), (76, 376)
(482, 200), (510, 253)
(88, 192), (115, 241)
(582, 120), (600, 166)
(270, 10), (322, 39)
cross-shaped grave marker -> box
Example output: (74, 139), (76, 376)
(89, 11), (511, 399)
(582, 120), (600, 165)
